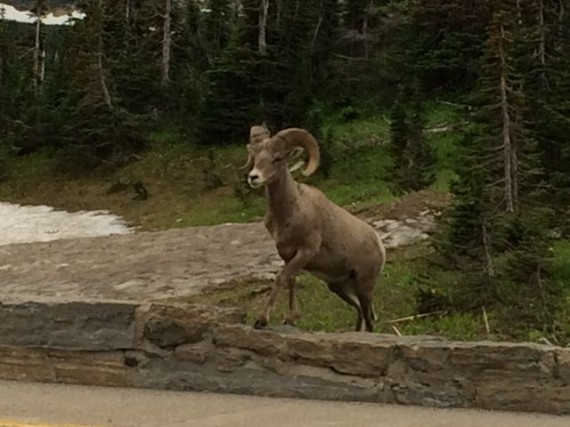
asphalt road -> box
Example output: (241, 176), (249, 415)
(0, 380), (568, 427)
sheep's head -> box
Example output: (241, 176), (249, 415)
(245, 127), (320, 189)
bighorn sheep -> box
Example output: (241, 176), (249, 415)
(242, 125), (386, 331)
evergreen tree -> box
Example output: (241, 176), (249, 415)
(0, 17), (32, 149)
(428, 3), (557, 334)
(203, 0), (235, 60)
(166, 0), (209, 125)
(53, 0), (148, 170)
(198, 0), (321, 144)
(389, 86), (434, 192)
(388, 0), (492, 98)
(519, 0), (570, 230)
(308, 0), (342, 104)
(105, 0), (161, 115)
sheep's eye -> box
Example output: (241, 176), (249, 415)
(272, 156), (283, 163)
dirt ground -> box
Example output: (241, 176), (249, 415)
(0, 191), (449, 303)
(353, 189), (451, 220)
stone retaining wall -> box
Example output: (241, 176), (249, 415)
(0, 300), (568, 414)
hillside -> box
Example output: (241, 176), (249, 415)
(0, 0), (568, 344)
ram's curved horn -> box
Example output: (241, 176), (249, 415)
(239, 153), (254, 172)
(275, 128), (320, 176)
(240, 125), (271, 171)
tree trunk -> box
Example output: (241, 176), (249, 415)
(258, 0), (269, 55)
(362, 0), (372, 59)
(481, 222), (496, 278)
(275, 0), (281, 30)
(556, 0), (565, 53)
(33, 15), (42, 95)
(512, 112), (519, 210)
(498, 24), (515, 213)
(125, 0), (131, 24)
(538, 0), (549, 91)
(161, 0), (172, 86)
(39, 44), (46, 90)
(310, 0), (324, 54)
(97, 32), (113, 110)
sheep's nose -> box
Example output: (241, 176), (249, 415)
(249, 174), (259, 182)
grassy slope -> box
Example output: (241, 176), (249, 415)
(1, 103), (568, 343)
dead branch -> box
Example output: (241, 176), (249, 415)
(481, 222), (496, 278)
(392, 325), (402, 336)
(381, 310), (447, 324)
(482, 306), (490, 337)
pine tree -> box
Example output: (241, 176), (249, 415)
(389, 86), (434, 192)
(308, 0), (341, 103)
(104, 0), (161, 115)
(405, 0), (492, 94)
(203, 0), (235, 60)
(0, 17), (32, 143)
(519, 0), (570, 230)
(198, 0), (321, 144)
(55, 0), (148, 169)
(166, 0), (209, 125)
(429, 2), (557, 334)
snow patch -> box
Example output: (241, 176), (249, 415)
(0, 3), (85, 25)
(370, 213), (437, 248)
(0, 202), (133, 246)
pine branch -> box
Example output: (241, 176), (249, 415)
(486, 177), (507, 188)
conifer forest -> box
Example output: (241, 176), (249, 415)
(0, 0), (569, 343)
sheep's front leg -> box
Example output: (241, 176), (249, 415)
(254, 247), (317, 329)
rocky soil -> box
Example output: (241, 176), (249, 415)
(0, 191), (447, 302)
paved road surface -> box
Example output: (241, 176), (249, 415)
(0, 380), (568, 427)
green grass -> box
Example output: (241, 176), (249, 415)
(0, 134), (269, 230)
(187, 244), (491, 340)
(322, 113), (391, 150)
(191, 241), (570, 342)
(424, 101), (464, 192)
(0, 103), (461, 230)
(552, 240), (570, 283)
(2, 107), (568, 343)
(550, 240), (570, 342)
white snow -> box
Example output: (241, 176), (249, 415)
(0, 202), (133, 246)
(0, 3), (85, 26)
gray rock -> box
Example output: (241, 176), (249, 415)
(0, 300), (136, 350)
(1, 300), (569, 415)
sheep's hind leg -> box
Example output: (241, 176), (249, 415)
(327, 280), (364, 331)
(354, 264), (380, 332)
(356, 290), (376, 332)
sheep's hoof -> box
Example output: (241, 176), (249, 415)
(254, 318), (268, 329)
(282, 317), (297, 326)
